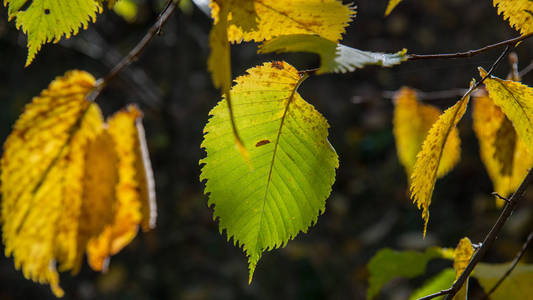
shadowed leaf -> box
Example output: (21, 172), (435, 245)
(480, 68), (533, 157)
(472, 91), (533, 205)
(474, 263), (533, 299)
(367, 247), (445, 300)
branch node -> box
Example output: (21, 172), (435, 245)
(491, 192), (510, 203)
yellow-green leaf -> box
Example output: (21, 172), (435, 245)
(472, 91), (533, 206)
(0, 70), (103, 297)
(493, 0), (533, 35)
(474, 263), (533, 299)
(367, 247), (445, 300)
(259, 34), (407, 74)
(410, 82), (473, 236)
(200, 61), (339, 282)
(3, 0), (110, 66)
(409, 268), (455, 300)
(112, 0), (138, 22)
(393, 87), (461, 178)
(385, 0), (404, 16)
(211, 0), (356, 43)
(480, 68), (533, 156)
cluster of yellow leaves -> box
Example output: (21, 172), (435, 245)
(0, 71), (156, 297)
(393, 87), (461, 178)
(472, 90), (533, 205)
(478, 68), (533, 202)
(406, 64), (533, 236)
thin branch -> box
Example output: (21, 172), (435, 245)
(88, 0), (180, 101)
(382, 88), (469, 101)
(417, 289), (452, 300)
(519, 60), (533, 77)
(408, 33), (532, 61)
(480, 232), (533, 299)
(442, 168), (533, 300)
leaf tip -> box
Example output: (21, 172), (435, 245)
(478, 67), (488, 78)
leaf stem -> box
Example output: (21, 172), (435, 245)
(88, 0), (180, 101)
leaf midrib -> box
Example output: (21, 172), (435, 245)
(255, 75), (305, 254)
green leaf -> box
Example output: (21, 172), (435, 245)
(409, 268), (455, 300)
(4, 0), (105, 66)
(200, 61), (339, 282)
(367, 247), (445, 300)
(473, 263), (533, 299)
(259, 34), (407, 74)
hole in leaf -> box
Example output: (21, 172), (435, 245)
(44, 8), (50, 15)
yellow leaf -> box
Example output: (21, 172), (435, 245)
(410, 82), (474, 236)
(493, 0), (533, 35)
(393, 87), (461, 178)
(87, 105), (157, 271)
(385, 0), (404, 16)
(211, 0), (356, 43)
(0, 70), (103, 297)
(472, 91), (533, 206)
(452, 237), (474, 300)
(480, 68), (533, 156)
(77, 130), (118, 272)
(208, 0), (249, 162)
(453, 237), (474, 280)
(208, 0), (231, 93)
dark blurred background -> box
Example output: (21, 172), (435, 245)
(1, 0), (532, 299)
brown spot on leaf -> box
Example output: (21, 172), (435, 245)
(255, 140), (271, 147)
(272, 61), (284, 70)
